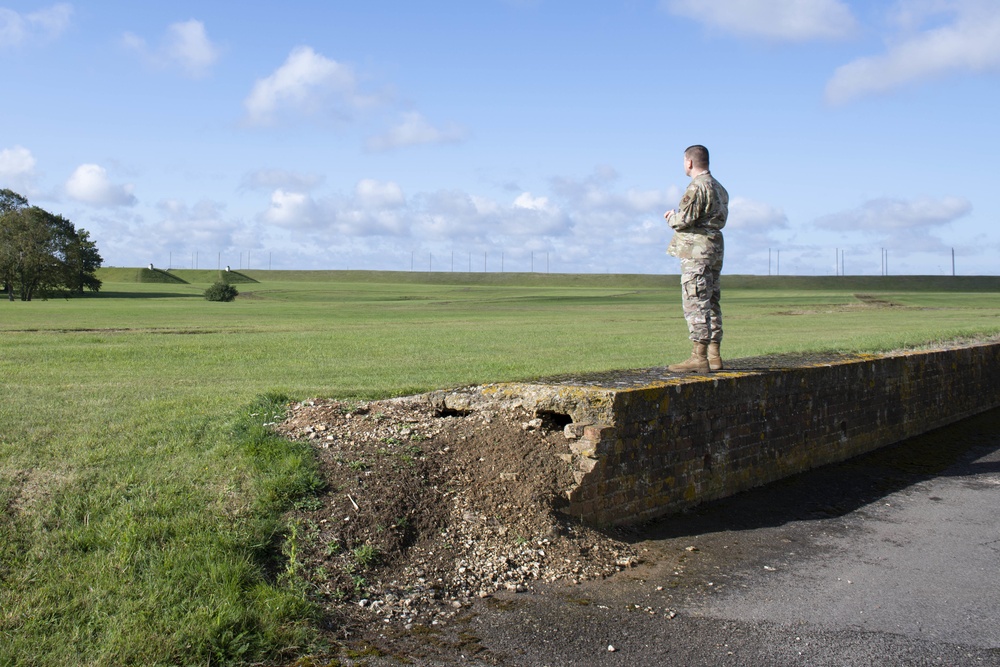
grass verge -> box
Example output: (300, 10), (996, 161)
(0, 394), (322, 665)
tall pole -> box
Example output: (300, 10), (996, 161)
(776, 250), (780, 276)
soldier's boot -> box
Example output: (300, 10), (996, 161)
(668, 342), (710, 373)
(707, 341), (723, 371)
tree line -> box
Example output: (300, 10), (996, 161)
(1, 189), (103, 301)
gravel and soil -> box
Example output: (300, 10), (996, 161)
(274, 396), (639, 638)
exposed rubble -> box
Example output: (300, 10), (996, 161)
(274, 395), (639, 630)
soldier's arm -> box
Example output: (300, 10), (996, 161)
(668, 184), (710, 231)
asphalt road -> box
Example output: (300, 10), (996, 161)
(367, 407), (1000, 666)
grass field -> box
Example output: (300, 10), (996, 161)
(2, 269), (999, 665)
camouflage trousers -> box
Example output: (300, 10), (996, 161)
(680, 258), (723, 343)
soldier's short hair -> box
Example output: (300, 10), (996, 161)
(684, 145), (710, 169)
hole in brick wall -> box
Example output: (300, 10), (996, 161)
(536, 410), (573, 431)
(703, 453), (712, 471)
(840, 420), (848, 436)
(436, 407), (472, 418)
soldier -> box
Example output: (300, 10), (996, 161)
(664, 145), (728, 373)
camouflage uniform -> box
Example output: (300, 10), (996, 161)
(666, 172), (728, 343)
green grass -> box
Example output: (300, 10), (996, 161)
(1, 270), (999, 665)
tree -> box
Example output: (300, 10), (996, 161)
(0, 190), (103, 301)
(61, 227), (103, 294)
(0, 188), (28, 213)
(0, 188), (28, 299)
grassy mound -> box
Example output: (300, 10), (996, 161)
(96, 267), (189, 284)
(140, 268), (188, 284)
(218, 270), (258, 284)
(163, 269), (260, 284)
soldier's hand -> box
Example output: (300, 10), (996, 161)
(664, 209), (674, 220)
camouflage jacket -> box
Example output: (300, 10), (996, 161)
(666, 172), (728, 262)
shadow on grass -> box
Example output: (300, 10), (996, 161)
(77, 291), (202, 299)
(633, 407), (1000, 542)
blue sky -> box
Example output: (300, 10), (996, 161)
(2, 0), (998, 275)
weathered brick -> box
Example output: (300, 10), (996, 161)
(469, 344), (1000, 526)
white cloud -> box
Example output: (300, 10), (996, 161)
(513, 192), (554, 213)
(356, 179), (405, 209)
(0, 3), (71, 48)
(412, 168), (668, 253)
(550, 165), (617, 194)
(332, 208), (408, 237)
(261, 189), (321, 228)
(826, 1), (1000, 104)
(0, 145), (37, 191)
(252, 168), (707, 273)
(155, 199), (239, 248)
(815, 195), (972, 251)
(662, 0), (857, 41)
(123, 19), (220, 78)
(728, 197), (790, 231)
(163, 20), (219, 77)
(80, 201), (252, 269)
(818, 196), (971, 232)
(258, 180), (566, 240)
(550, 167), (673, 214)
(365, 111), (468, 151)
(240, 168), (323, 192)
(623, 187), (670, 212)
(412, 190), (496, 240)
(723, 197), (790, 253)
(244, 46), (380, 126)
(260, 181), (409, 236)
(411, 189), (571, 241)
(65, 164), (137, 207)
(502, 192), (569, 237)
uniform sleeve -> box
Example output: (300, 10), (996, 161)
(668, 182), (710, 232)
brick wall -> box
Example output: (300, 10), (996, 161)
(432, 342), (1000, 526)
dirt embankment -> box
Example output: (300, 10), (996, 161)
(275, 397), (639, 632)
